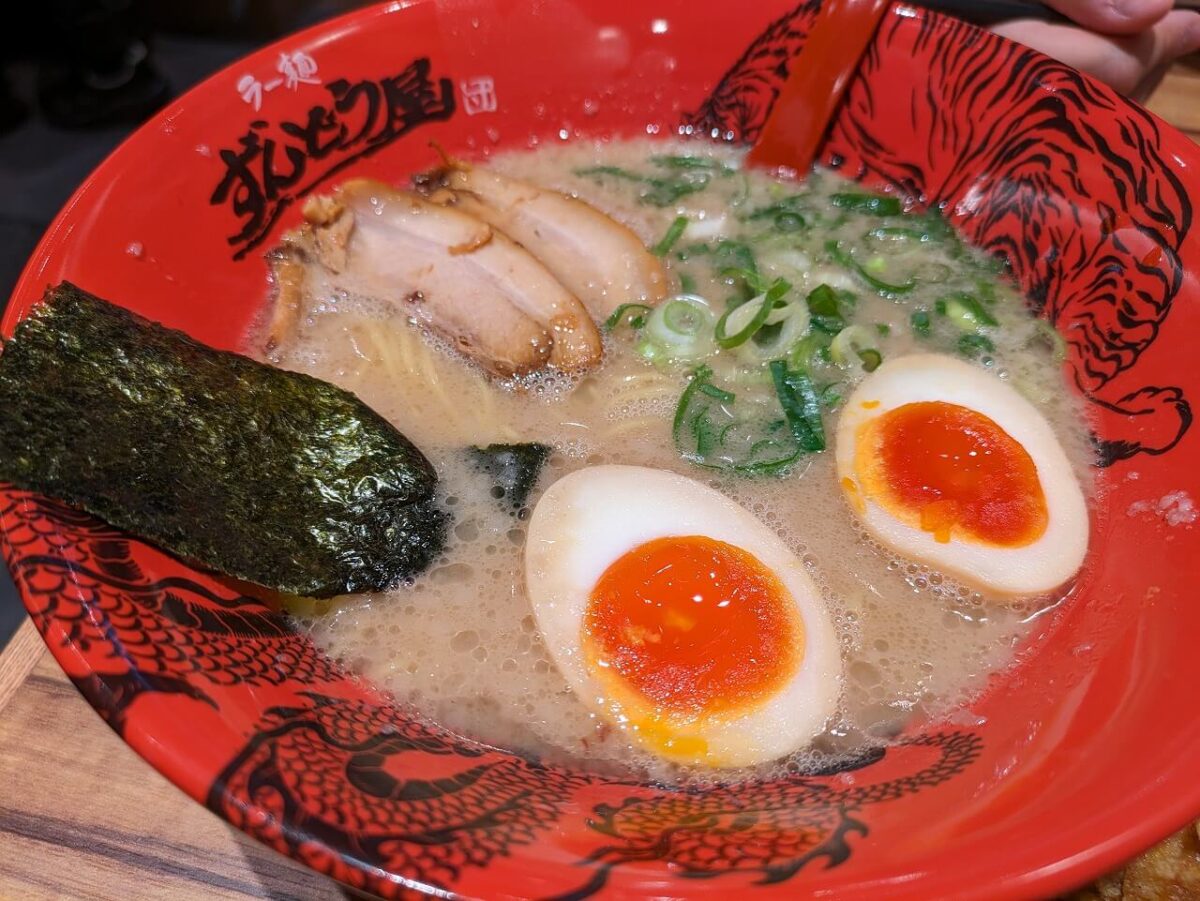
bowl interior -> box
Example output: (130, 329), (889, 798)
(2, 2), (1199, 899)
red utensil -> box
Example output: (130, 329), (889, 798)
(747, 0), (890, 174)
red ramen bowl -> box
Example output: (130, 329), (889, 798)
(2, 2), (1198, 898)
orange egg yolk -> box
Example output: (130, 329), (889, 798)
(855, 401), (1047, 547)
(583, 536), (802, 717)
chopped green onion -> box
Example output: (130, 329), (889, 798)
(770, 361), (825, 452)
(748, 196), (804, 218)
(715, 279), (791, 349)
(826, 240), (917, 295)
(910, 309), (932, 337)
(672, 367), (804, 476)
(698, 382), (736, 402)
(715, 240), (759, 279)
(678, 272), (697, 295)
(643, 296), (716, 361)
(652, 216), (689, 256)
(936, 292), (998, 330)
(673, 365), (712, 439)
(603, 303), (653, 332)
(881, 208), (959, 255)
(806, 284), (846, 334)
(867, 225), (927, 242)
(787, 332), (831, 372)
(575, 164), (641, 182)
(957, 333), (995, 357)
(734, 447), (804, 475)
(918, 208), (956, 241)
(807, 285), (839, 317)
(875, 323), (891, 336)
(831, 192), (903, 216)
(650, 155), (735, 174)
(715, 293), (773, 349)
(720, 266), (768, 297)
(678, 239), (759, 290)
(829, 325), (881, 372)
(635, 338), (664, 364)
(857, 348), (883, 371)
(731, 172), (751, 206)
(691, 417), (716, 456)
(747, 196), (808, 232)
(574, 165), (710, 207)
(817, 383), (843, 407)
(641, 176), (710, 206)
(662, 298), (708, 335)
(736, 300), (811, 365)
(974, 277), (998, 304)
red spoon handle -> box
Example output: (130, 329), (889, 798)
(746, 0), (890, 174)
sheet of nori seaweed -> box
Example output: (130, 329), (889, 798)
(467, 443), (552, 513)
(0, 282), (447, 598)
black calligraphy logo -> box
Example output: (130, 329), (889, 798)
(211, 57), (456, 260)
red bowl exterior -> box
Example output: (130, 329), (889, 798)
(2, 2), (1199, 898)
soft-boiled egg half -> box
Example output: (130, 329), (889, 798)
(836, 354), (1088, 596)
(524, 465), (840, 769)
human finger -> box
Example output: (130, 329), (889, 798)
(1040, 0), (1174, 35)
(993, 10), (1200, 99)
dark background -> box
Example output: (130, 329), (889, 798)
(0, 1), (369, 648)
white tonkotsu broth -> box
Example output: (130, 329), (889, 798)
(267, 138), (1094, 785)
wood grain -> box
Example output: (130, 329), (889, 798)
(0, 59), (1196, 901)
(0, 640), (348, 900)
(0, 619), (41, 714)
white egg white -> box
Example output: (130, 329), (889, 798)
(524, 465), (841, 769)
(836, 354), (1089, 596)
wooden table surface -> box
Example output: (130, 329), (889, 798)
(1, 60), (1198, 901)
(0, 620), (350, 901)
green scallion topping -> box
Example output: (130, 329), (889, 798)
(698, 382), (736, 402)
(831, 192), (903, 216)
(868, 225), (927, 242)
(603, 303), (653, 332)
(910, 309), (932, 337)
(787, 332), (831, 373)
(747, 195), (808, 232)
(715, 279), (791, 349)
(672, 366), (804, 476)
(936, 292), (998, 329)
(769, 360), (826, 452)
(857, 348), (883, 372)
(806, 284), (846, 334)
(575, 165), (711, 207)
(957, 333), (995, 357)
(652, 216), (689, 256)
(662, 298), (707, 335)
(826, 240), (917, 295)
(650, 155), (735, 174)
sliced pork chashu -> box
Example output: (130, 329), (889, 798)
(263, 242), (310, 355)
(420, 161), (669, 321)
(267, 179), (603, 378)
